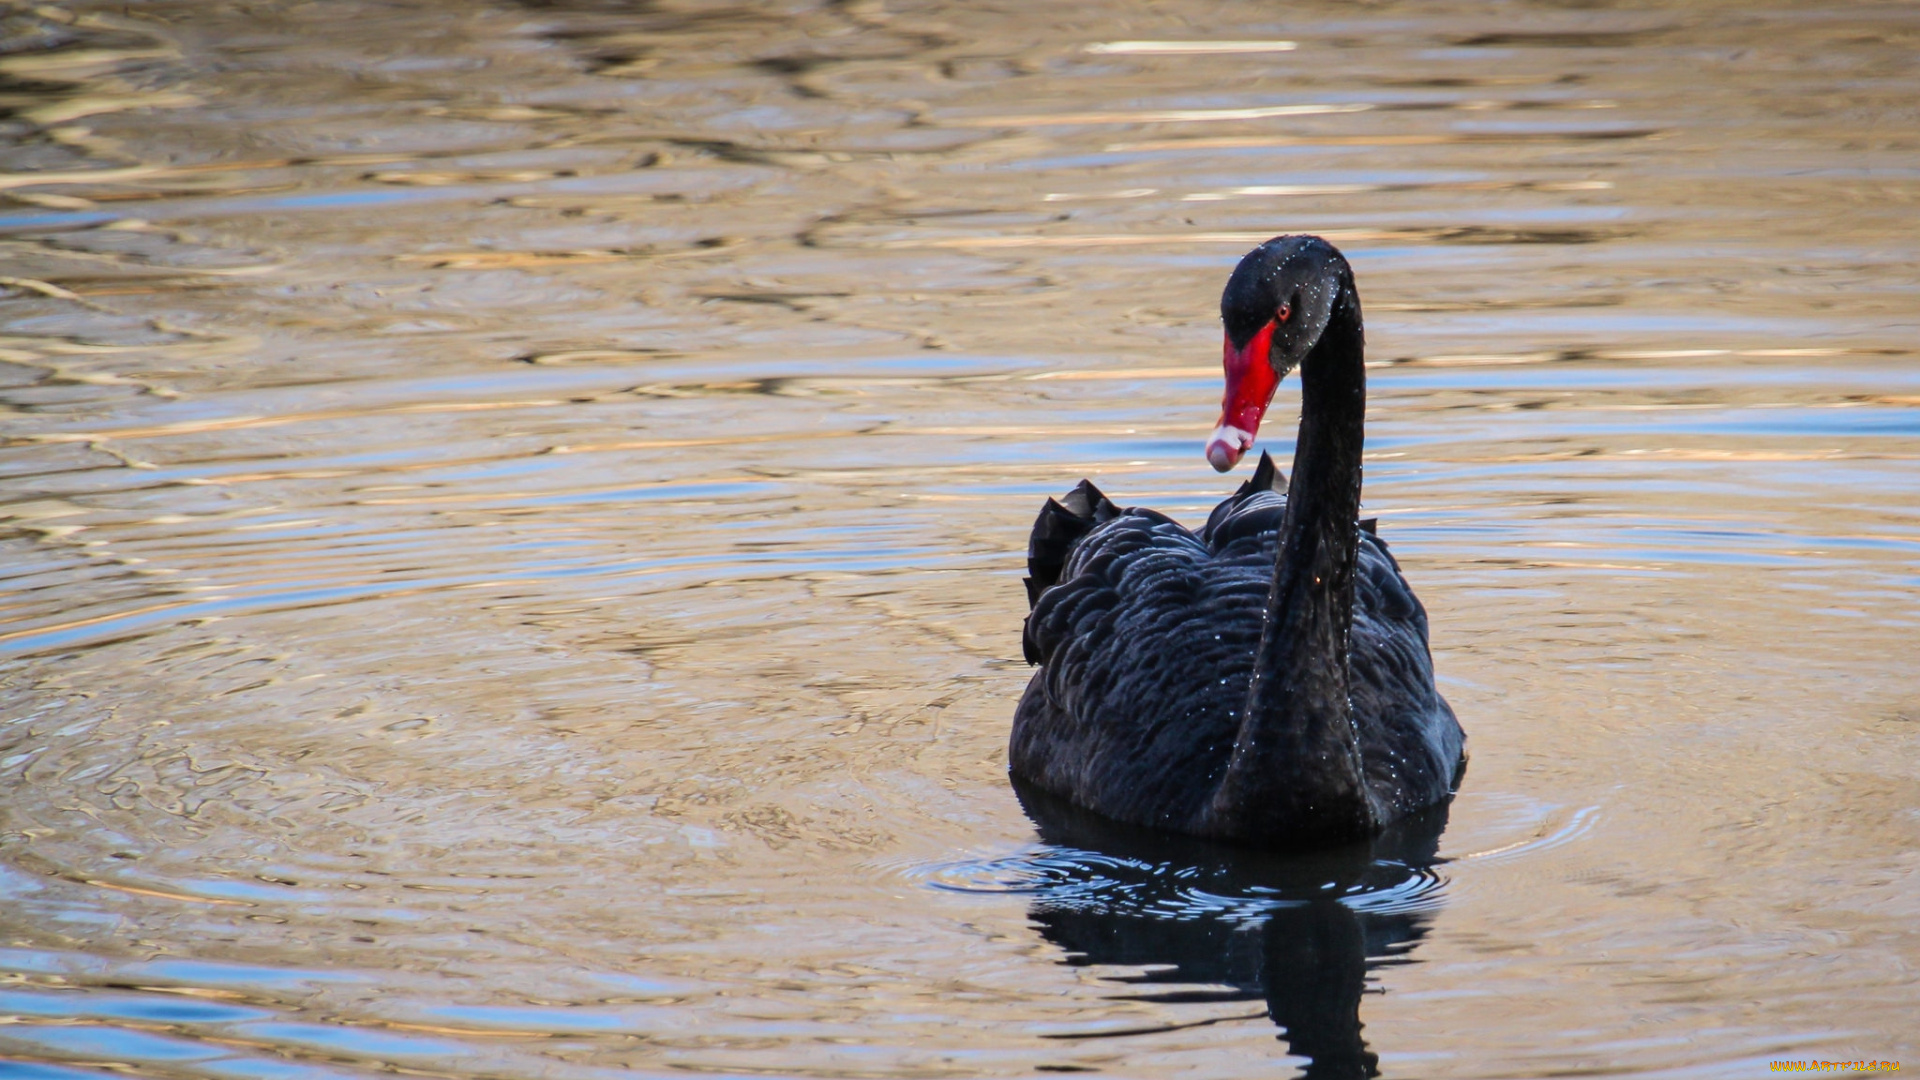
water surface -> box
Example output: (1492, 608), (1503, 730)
(1, 1), (1917, 1076)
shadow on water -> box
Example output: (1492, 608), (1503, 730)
(1008, 778), (1452, 1078)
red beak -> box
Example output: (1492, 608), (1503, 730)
(1205, 319), (1278, 472)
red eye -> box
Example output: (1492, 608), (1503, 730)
(1276, 303), (1292, 324)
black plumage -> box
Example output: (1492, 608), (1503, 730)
(1010, 236), (1466, 849)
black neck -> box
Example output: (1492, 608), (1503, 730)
(1206, 286), (1376, 844)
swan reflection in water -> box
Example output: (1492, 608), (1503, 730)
(982, 779), (1452, 1078)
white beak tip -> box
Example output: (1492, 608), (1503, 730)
(1205, 424), (1253, 472)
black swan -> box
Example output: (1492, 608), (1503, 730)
(1012, 235), (1465, 849)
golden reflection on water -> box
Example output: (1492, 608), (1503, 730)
(0, 0), (1916, 1076)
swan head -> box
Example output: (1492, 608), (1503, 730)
(1206, 235), (1353, 472)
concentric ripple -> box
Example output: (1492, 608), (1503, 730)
(904, 841), (1449, 921)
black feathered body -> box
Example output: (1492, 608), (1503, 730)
(1011, 461), (1465, 841)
